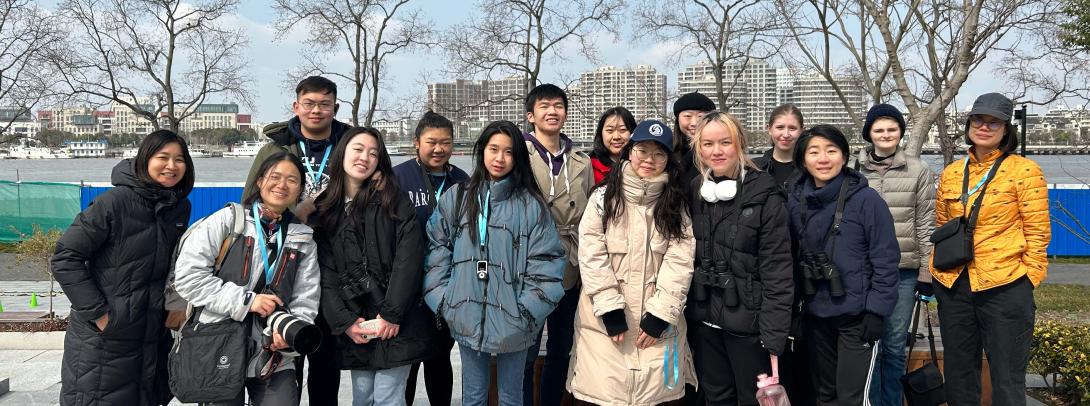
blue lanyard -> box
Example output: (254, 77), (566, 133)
(663, 327), (680, 389)
(477, 188), (491, 247)
(434, 176), (447, 204)
(962, 158), (996, 203)
(298, 141), (331, 187)
(252, 204), (284, 285)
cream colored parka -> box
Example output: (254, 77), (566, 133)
(566, 163), (697, 406)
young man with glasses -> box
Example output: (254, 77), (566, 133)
(241, 75), (350, 406)
(520, 83), (595, 406)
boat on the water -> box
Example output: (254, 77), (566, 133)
(224, 141), (264, 158)
(4, 145), (73, 159)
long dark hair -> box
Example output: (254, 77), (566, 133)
(134, 129), (195, 193)
(601, 141), (690, 242)
(462, 120), (547, 245)
(590, 107), (637, 167)
(314, 127), (402, 231)
(242, 151), (307, 206)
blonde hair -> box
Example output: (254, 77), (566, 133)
(690, 111), (756, 180)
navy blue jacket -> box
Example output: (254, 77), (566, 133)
(392, 159), (469, 233)
(787, 168), (900, 318)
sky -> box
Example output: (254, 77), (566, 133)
(46, 0), (1065, 125)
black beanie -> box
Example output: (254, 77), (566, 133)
(673, 92), (716, 117)
(861, 103), (906, 143)
(794, 124), (851, 170)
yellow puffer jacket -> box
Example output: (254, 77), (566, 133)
(930, 149), (1050, 291)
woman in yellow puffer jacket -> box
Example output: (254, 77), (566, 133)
(930, 92), (1050, 406)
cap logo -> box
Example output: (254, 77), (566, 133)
(650, 124), (663, 136)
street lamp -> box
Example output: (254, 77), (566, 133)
(1014, 104), (1028, 156)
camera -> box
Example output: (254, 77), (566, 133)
(340, 259), (384, 301)
(476, 260), (488, 281)
(266, 309), (322, 355)
(800, 251), (845, 297)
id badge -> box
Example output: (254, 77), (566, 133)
(476, 260), (488, 281)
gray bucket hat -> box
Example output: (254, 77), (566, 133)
(967, 93), (1014, 122)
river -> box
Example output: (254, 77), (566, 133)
(2, 154), (1090, 185)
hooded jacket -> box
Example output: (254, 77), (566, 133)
(567, 163), (697, 406)
(172, 204), (320, 376)
(686, 169), (794, 355)
(930, 148), (1050, 291)
(423, 178), (567, 354)
(52, 159), (192, 406)
(854, 146), (936, 282)
(787, 168), (900, 318)
(524, 132), (595, 289)
(242, 116), (352, 200)
(315, 192), (434, 370)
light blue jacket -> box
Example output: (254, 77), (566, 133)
(423, 178), (566, 354)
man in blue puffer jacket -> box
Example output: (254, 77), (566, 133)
(786, 124), (900, 405)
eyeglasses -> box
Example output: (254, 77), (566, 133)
(631, 147), (668, 164)
(299, 101), (335, 112)
(969, 115), (1004, 131)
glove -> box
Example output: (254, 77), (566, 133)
(601, 309), (629, 337)
(916, 281), (935, 301)
(860, 312), (885, 343)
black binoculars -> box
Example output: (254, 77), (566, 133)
(693, 257), (739, 307)
(800, 251), (845, 297)
(340, 259), (385, 301)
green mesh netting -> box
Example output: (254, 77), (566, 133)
(0, 181), (80, 242)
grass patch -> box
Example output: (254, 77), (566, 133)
(1036, 284), (1090, 324)
(1049, 256), (1090, 264)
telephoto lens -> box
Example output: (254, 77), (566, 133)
(267, 310), (322, 355)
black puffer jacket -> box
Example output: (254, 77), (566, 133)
(51, 159), (192, 406)
(686, 170), (794, 355)
(315, 191), (434, 370)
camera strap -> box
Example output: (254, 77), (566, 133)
(418, 159), (449, 208)
(797, 175), (849, 255)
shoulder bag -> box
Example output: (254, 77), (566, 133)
(929, 154), (1007, 269)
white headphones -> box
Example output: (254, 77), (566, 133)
(700, 165), (746, 203)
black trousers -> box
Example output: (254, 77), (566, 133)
(806, 313), (879, 405)
(778, 335), (816, 406)
(694, 323), (772, 406)
(405, 329), (456, 405)
(934, 272), (1035, 406)
(683, 316), (706, 406)
(293, 314), (340, 406)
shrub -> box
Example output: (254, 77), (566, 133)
(1031, 320), (1090, 404)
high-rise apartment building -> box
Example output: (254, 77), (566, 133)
(792, 74), (868, 141)
(676, 60), (778, 131)
(427, 76), (528, 139)
(567, 65), (667, 140)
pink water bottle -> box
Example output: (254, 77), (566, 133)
(756, 354), (791, 406)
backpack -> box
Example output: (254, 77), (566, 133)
(164, 202), (246, 330)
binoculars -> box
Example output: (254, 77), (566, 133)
(800, 251), (845, 297)
(692, 257), (739, 307)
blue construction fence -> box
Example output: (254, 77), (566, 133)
(7, 182), (1090, 256)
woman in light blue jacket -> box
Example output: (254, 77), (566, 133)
(174, 152), (321, 405)
(423, 120), (566, 406)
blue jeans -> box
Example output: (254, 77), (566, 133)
(350, 365), (412, 406)
(869, 269), (917, 405)
(461, 346), (528, 406)
(522, 287), (578, 405)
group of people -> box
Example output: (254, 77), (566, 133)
(50, 74), (1050, 406)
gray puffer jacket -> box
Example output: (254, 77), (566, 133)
(423, 178), (567, 354)
(855, 147), (937, 282)
(173, 204), (321, 375)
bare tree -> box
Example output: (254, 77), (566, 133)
(446, 0), (623, 101)
(49, 0), (251, 134)
(775, 0), (905, 133)
(274, 0), (435, 127)
(996, 1), (1090, 111)
(0, 0), (64, 145)
(636, 0), (782, 112)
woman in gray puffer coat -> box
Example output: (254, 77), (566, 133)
(853, 104), (936, 406)
(423, 120), (567, 406)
